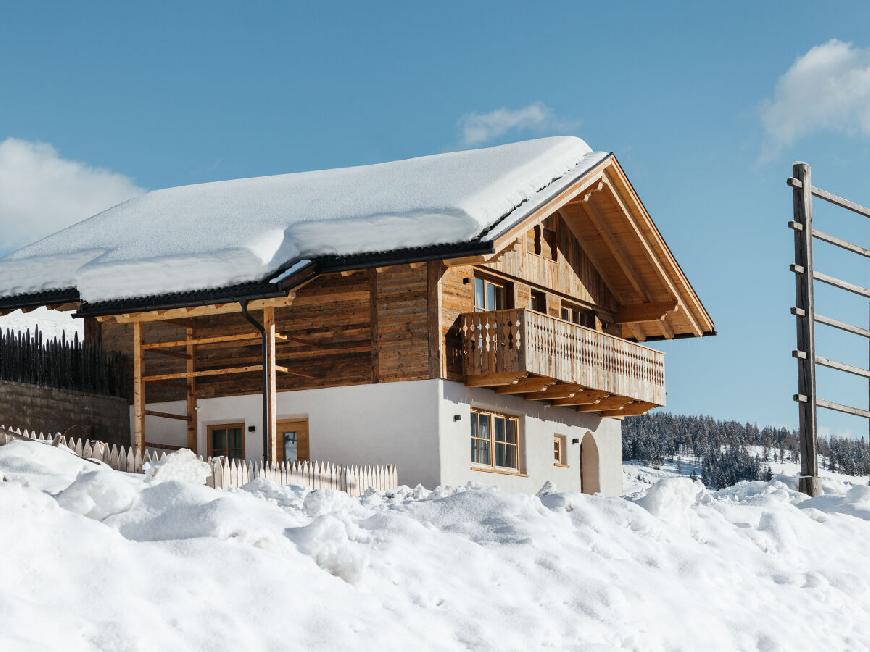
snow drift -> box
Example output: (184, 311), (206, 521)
(1, 440), (869, 651)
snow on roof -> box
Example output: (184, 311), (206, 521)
(0, 137), (606, 303)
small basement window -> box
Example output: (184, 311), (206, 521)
(471, 409), (521, 472)
(474, 276), (507, 312)
(554, 435), (567, 466)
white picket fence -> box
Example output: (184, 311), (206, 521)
(0, 425), (398, 496)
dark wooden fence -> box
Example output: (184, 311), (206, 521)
(0, 327), (131, 400)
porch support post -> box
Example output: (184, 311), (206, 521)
(185, 327), (197, 452)
(263, 307), (278, 463)
(132, 320), (145, 454)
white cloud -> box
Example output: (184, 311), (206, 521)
(0, 138), (143, 253)
(459, 102), (572, 146)
(761, 39), (870, 152)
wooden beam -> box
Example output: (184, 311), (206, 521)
(615, 300), (678, 324)
(186, 327), (197, 452)
(142, 332), (286, 350)
(599, 401), (658, 417)
(524, 384), (587, 401)
(133, 321), (145, 454)
(576, 395), (633, 412)
(145, 409), (191, 422)
(490, 156), (612, 251)
(550, 390), (610, 406)
(813, 271), (870, 298)
(814, 313), (870, 339)
(98, 293), (297, 324)
(142, 364), (288, 383)
(578, 200), (647, 299)
(494, 377), (554, 395)
(816, 398), (870, 419)
(464, 372), (528, 387)
(815, 356), (870, 379)
(264, 307), (278, 463)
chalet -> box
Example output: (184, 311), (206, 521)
(0, 137), (714, 495)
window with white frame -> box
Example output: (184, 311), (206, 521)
(470, 409), (520, 471)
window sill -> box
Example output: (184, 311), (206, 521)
(553, 463), (570, 468)
(470, 465), (527, 477)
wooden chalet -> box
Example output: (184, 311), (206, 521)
(0, 138), (713, 494)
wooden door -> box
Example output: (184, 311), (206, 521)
(276, 419), (309, 463)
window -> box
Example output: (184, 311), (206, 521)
(527, 225), (542, 255)
(471, 410), (521, 471)
(474, 277), (507, 312)
(208, 423), (245, 460)
(560, 302), (596, 328)
(529, 289), (547, 313)
(554, 435), (567, 466)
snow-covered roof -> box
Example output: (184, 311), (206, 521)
(0, 137), (607, 304)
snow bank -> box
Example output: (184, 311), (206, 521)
(0, 137), (607, 302)
(0, 307), (82, 340)
(1, 439), (869, 651)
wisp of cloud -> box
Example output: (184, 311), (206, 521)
(0, 138), (143, 255)
(761, 39), (870, 156)
(459, 102), (572, 147)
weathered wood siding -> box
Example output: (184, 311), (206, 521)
(373, 264), (430, 382)
(99, 264), (434, 402)
(482, 213), (618, 314)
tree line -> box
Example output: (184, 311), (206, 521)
(622, 412), (869, 488)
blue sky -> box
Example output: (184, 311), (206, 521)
(1, 2), (868, 437)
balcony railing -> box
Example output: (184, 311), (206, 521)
(459, 309), (666, 407)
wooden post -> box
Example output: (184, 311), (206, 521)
(185, 327), (197, 452)
(263, 307), (278, 463)
(792, 162), (820, 496)
(369, 268), (380, 382)
(132, 320), (145, 454)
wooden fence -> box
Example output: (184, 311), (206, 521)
(0, 425), (398, 496)
(0, 327), (131, 399)
(787, 163), (869, 496)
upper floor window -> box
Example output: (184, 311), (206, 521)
(474, 277), (506, 312)
(560, 302), (596, 328)
(527, 225), (542, 256)
(471, 409), (521, 471)
(529, 289), (547, 313)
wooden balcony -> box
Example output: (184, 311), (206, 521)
(459, 309), (665, 416)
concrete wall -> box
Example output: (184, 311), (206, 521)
(138, 379), (623, 496)
(438, 380), (623, 496)
(0, 380), (130, 445)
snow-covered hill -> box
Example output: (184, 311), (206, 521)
(0, 307), (82, 340)
(1, 440), (869, 651)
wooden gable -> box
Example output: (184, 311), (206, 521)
(467, 155), (714, 342)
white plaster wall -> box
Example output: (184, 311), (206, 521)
(438, 380), (623, 496)
(190, 380), (442, 488)
(135, 378), (624, 496)
(129, 400), (187, 448)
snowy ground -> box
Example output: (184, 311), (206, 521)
(623, 447), (868, 497)
(1, 440), (869, 651)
